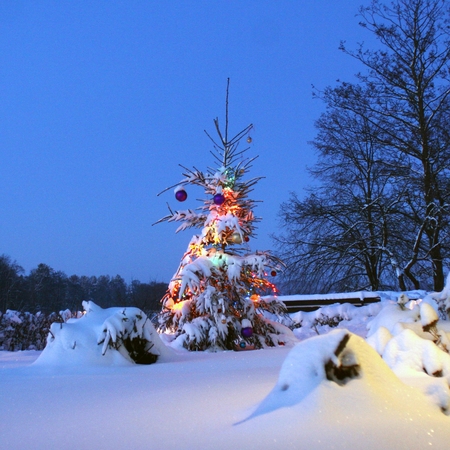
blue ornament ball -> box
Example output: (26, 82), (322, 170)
(213, 193), (225, 205)
(241, 327), (253, 338)
(175, 189), (187, 202)
(239, 341), (247, 348)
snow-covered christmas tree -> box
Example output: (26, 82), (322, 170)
(156, 81), (288, 351)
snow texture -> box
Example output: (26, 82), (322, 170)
(2, 291), (450, 448)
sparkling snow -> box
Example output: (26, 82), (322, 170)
(2, 293), (450, 449)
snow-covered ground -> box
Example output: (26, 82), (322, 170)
(2, 291), (450, 449)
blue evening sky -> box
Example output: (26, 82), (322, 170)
(0, 1), (377, 282)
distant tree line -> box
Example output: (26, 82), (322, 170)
(276, 0), (450, 294)
(0, 254), (167, 315)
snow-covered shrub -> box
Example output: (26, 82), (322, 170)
(245, 329), (444, 422)
(96, 302), (162, 364)
(397, 293), (409, 310)
(36, 301), (173, 366)
(423, 273), (450, 319)
(0, 310), (74, 351)
(366, 298), (450, 413)
(291, 301), (384, 336)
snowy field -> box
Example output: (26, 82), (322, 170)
(2, 292), (450, 449)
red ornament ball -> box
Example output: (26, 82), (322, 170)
(244, 235), (250, 242)
(241, 327), (253, 338)
(271, 270), (277, 277)
(213, 193), (225, 205)
(175, 189), (187, 202)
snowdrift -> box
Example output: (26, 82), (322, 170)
(237, 329), (450, 449)
(248, 329), (442, 417)
(4, 291), (450, 449)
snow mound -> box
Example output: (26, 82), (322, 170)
(366, 303), (420, 337)
(380, 328), (450, 412)
(245, 329), (444, 422)
(35, 301), (174, 366)
(366, 299), (450, 413)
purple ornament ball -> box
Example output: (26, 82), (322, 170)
(213, 193), (225, 205)
(241, 327), (253, 338)
(175, 189), (187, 202)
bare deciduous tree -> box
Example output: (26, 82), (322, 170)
(277, 0), (450, 292)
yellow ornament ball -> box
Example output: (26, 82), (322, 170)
(231, 232), (243, 244)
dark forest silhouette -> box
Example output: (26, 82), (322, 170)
(0, 254), (166, 315)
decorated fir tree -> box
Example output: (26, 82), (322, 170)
(156, 84), (288, 351)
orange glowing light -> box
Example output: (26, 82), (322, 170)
(189, 242), (203, 256)
(222, 187), (233, 197)
(171, 301), (185, 311)
(250, 294), (260, 302)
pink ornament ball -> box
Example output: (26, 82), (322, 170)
(175, 189), (187, 202)
(241, 327), (253, 338)
(213, 193), (225, 205)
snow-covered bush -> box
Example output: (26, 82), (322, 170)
(36, 301), (173, 366)
(291, 301), (384, 337)
(0, 310), (75, 351)
(95, 302), (163, 364)
(422, 272), (450, 319)
(245, 329), (444, 423)
(366, 297), (450, 413)
(283, 286), (450, 414)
